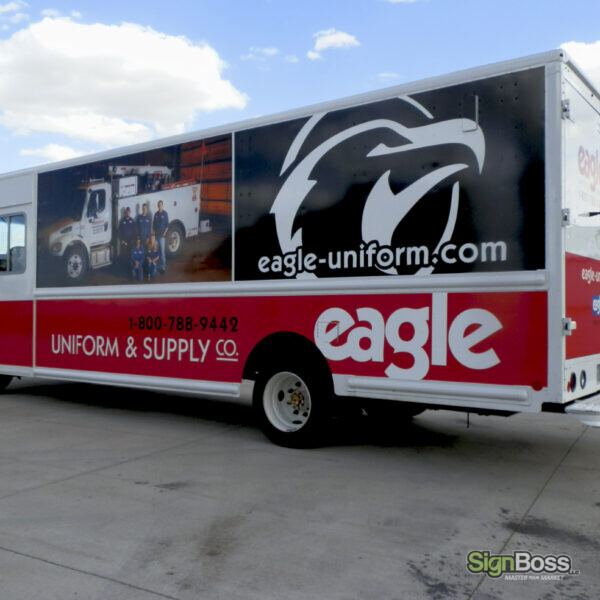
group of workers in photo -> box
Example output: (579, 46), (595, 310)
(118, 201), (169, 282)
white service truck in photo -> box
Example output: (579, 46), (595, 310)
(47, 165), (203, 283)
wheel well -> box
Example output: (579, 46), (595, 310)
(65, 241), (89, 261)
(243, 332), (332, 386)
(66, 241), (87, 253)
(169, 220), (185, 236)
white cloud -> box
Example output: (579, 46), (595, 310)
(41, 8), (81, 19)
(285, 54), (299, 63)
(384, 0), (419, 3)
(378, 72), (399, 82)
(313, 28), (359, 52)
(0, 0), (27, 24)
(0, 2), (23, 14)
(241, 46), (279, 61)
(7, 11), (27, 23)
(561, 41), (600, 91)
(0, 17), (247, 147)
(308, 28), (359, 60)
(20, 143), (84, 162)
(257, 47), (278, 57)
(5, 112), (154, 146)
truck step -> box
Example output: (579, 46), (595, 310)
(90, 245), (112, 268)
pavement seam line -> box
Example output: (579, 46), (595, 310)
(466, 425), (588, 600)
(0, 544), (181, 600)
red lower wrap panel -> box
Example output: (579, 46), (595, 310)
(0, 300), (33, 367)
(35, 292), (547, 389)
(566, 252), (600, 360)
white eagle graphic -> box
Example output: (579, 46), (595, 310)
(270, 95), (485, 276)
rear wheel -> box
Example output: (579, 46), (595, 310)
(166, 223), (184, 257)
(0, 375), (12, 392)
(253, 364), (331, 448)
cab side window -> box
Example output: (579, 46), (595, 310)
(0, 214), (26, 274)
(87, 194), (98, 219)
(87, 190), (106, 219)
(97, 190), (106, 214)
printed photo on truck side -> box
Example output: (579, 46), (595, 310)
(234, 68), (546, 281)
(36, 135), (232, 287)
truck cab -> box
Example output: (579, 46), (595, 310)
(48, 181), (113, 282)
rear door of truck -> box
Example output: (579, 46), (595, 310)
(562, 64), (600, 404)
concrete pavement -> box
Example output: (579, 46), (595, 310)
(0, 377), (598, 599)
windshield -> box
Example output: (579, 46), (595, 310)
(66, 189), (87, 221)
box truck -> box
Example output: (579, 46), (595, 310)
(1, 49), (600, 446)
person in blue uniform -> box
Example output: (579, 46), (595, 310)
(130, 236), (145, 281)
(145, 233), (160, 280)
(118, 207), (136, 276)
(152, 200), (169, 273)
(137, 203), (152, 246)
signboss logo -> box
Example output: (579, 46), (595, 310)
(314, 293), (502, 379)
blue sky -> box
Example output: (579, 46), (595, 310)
(0, 0), (599, 174)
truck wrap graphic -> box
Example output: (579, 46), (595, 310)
(10, 50), (600, 441)
(566, 253), (600, 359)
(0, 300), (33, 367)
(35, 291), (547, 388)
(564, 74), (600, 361)
(234, 68), (545, 280)
(8, 49), (600, 443)
(36, 135), (232, 288)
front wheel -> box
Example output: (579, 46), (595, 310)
(64, 245), (89, 284)
(0, 375), (12, 392)
(253, 365), (330, 448)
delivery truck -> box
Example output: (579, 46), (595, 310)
(1, 49), (600, 446)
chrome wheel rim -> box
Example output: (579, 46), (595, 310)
(168, 231), (181, 253)
(67, 253), (83, 278)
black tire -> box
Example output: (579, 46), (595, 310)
(64, 245), (89, 284)
(0, 375), (12, 392)
(166, 223), (184, 257)
(253, 363), (332, 448)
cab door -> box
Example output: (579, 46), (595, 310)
(0, 173), (35, 375)
(84, 183), (112, 247)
